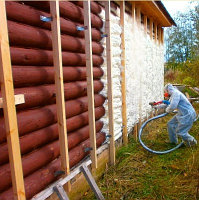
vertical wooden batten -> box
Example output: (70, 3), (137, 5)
(50, 0), (71, 190)
(149, 18), (153, 39)
(158, 26), (162, 45)
(83, 0), (97, 169)
(132, 1), (138, 141)
(0, 1), (26, 199)
(161, 28), (164, 44)
(120, 0), (128, 145)
(132, 2), (136, 25)
(154, 23), (158, 43)
(144, 15), (148, 34)
(136, 6), (141, 27)
(104, 0), (115, 165)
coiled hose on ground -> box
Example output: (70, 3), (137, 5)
(138, 113), (184, 154)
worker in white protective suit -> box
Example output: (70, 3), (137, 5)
(164, 84), (197, 147)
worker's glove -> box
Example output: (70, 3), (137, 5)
(154, 104), (167, 110)
(162, 100), (170, 105)
(165, 107), (172, 113)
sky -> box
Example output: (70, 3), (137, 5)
(162, 1), (197, 17)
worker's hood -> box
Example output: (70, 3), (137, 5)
(164, 84), (176, 95)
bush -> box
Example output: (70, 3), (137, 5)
(182, 77), (196, 86)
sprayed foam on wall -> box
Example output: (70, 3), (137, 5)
(100, 7), (164, 140)
(100, 8), (123, 141)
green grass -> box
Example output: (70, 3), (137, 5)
(82, 102), (199, 200)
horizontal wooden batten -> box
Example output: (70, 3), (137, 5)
(0, 94), (24, 108)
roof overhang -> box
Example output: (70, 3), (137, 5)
(113, 1), (176, 27)
(133, 1), (176, 27)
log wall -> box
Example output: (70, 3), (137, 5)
(0, 1), (105, 199)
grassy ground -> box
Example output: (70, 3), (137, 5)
(82, 102), (199, 200)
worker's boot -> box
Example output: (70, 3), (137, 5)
(184, 138), (197, 147)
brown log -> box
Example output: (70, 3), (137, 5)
(0, 121), (103, 165)
(10, 47), (104, 66)
(8, 20), (104, 55)
(0, 122), (104, 191)
(0, 80), (104, 110)
(72, 1), (102, 15)
(22, 1), (103, 29)
(5, 2), (102, 41)
(0, 132), (106, 200)
(12, 66), (103, 87)
(0, 95), (105, 143)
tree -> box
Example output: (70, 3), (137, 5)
(165, 3), (199, 70)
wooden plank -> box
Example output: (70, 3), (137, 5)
(120, 0), (128, 145)
(149, 18), (153, 39)
(104, 0), (115, 165)
(136, 6), (141, 26)
(83, 0), (97, 169)
(133, 123), (138, 141)
(132, 2), (136, 25)
(144, 15), (147, 34)
(0, 1), (26, 199)
(158, 26), (161, 45)
(0, 94), (25, 108)
(161, 28), (164, 44)
(49, 0), (70, 190)
(154, 23), (157, 42)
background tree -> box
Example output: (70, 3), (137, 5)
(165, 2), (199, 70)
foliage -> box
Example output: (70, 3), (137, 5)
(165, 3), (199, 86)
(182, 77), (196, 86)
(165, 2), (199, 70)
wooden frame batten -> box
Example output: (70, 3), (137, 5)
(0, 1), (26, 199)
(83, 0), (98, 169)
(105, 0), (115, 165)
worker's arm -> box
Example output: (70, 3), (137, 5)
(166, 92), (180, 113)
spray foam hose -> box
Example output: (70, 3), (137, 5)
(138, 112), (184, 154)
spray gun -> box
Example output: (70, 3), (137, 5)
(149, 100), (170, 107)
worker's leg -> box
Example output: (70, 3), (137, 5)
(176, 115), (197, 147)
(167, 116), (178, 144)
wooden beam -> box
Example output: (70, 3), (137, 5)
(120, 0), (128, 145)
(50, 0), (70, 189)
(83, 0), (97, 169)
(0, 94), (25, 108)
(132, 2), (136, 25)
(149, 18), (153, 39)
(104, 0), (115, 165)
(161, 28), (164, 44)
(136, 6), (141, 26)
(154, 23), (158, 43)
(144, 15), (147, 34)
(133, 123), (138, 141)
(158, 26), (161, 45)
(0, 1), (26, 199)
